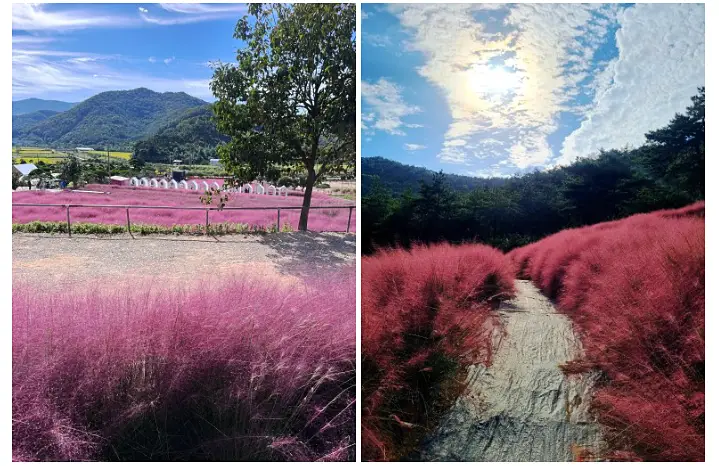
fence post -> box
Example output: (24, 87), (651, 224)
(205, 209), (210, 235)
(126, 208), (131, 233)
(66, 205), (71, 237)
(277, 208), (281, 231)
(346, 206), (353, 233)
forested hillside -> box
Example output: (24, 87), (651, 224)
(13, 88), (207, 149)
(12, 110), (60, 137)
(361, 157), (507, 194)
(363, 87), (704, 254)
(132, 105), (228, 164)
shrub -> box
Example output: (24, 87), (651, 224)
(276, 176), (298, 188)
(12, 271), (356, 461)
(361, 243), (515, 461)
(508, 202), (704, 461)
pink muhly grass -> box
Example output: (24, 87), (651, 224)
(361, 242), (515, 461)
(509, 202), (704, 461)
(12, 184), (356, 232)
(13, 269), (356, 461)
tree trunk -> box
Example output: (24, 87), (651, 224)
(298, 169), (315, 231)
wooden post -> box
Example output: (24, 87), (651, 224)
(205, 209), (210, 235)
(126, 208), (131, 233)
(346, 207), (353, 233)
(66, 205), (71, 237)
(277, 208), (281, 231)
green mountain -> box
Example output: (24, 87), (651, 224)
(12, 110), (60, 137)
(133, 105), (228, 164)
(361, 156), (508, 195)
(14, 88), (208, 149)
(12, 98), (75, 115)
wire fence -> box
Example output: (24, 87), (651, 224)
(12, 203), (355, 236)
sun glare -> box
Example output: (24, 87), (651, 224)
(467, 64), (523, 97)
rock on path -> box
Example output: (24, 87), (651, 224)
(422, 280), (604, 461)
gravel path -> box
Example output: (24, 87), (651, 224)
(13, 232), (355, 291)
(422, 280), (604, 462)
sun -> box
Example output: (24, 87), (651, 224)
(467, 63), (523, 97)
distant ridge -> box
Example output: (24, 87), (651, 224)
(361, 156), (508, 194)
(12, 98), (75, 115)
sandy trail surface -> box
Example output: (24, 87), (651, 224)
(422, 280), (604, 461)
(13, 232), (355, 291)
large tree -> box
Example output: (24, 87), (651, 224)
(211, 3), (356, 230)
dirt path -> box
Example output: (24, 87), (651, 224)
(422, 280), (604, 461)
(13, 232), (355, 291)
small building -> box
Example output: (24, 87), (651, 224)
(13, 163), (38, 179)
(209, 158), (221, 166)
(109, 175), (130, 186)
(75, 147), (94, 153)
(171, 170), (186, 182)
(172, 159), (183, 165)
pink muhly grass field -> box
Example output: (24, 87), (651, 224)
(12, 269), (356, 461)
(12, 184), (356, 232)
(361, 243), (515, 461)
(509, 202), (704, 461)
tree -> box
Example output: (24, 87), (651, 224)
(211, 3), (356, 230)
(12, 163), (20, 190)
(60, 156), (82, 188)
(643, 87), (704, 199)
(130, 152), (146, 170)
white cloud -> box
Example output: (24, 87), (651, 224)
(364, 34), (392, 48)
(148, 56), (157, 63)
(362, 78), (421, 136)
(559, 3), (705, 165)
(388, 3), (619, 168)
(12, 35), (55, 45)
(466, 168), (511, 179)
(404, 143), (426, 151)
(160, 4), (247, 14)
(12, 48), (211, 101)
(163, 56), (175, 65)
(13, 3), (138, 31)
(140, 3), (247, 25)
(138, 7), (148, 14)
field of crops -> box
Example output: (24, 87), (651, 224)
(12, 156), (64, 165)
(509, 202), (705, 461)
(12, 184), (356, 232)
(87, 150), (132, 160)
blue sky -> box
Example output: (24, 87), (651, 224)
(12, 3), (249, 103)
(361, 3), (705, 176)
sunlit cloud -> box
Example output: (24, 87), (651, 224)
(386, 3), (624, 168)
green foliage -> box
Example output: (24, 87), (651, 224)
(12, 221), (286, 236)
(12, 163), (21, 190)
(12, 110), (60, 137)
(276, 175), (298, 187)
(199, 187), (230, 210)
(59, 156), (82, 188)
(363, 88), (705, 255)
(211, 3), (356, 230)
(132, 105), (228, 164)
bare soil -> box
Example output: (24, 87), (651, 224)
(13, 232), (355, 291)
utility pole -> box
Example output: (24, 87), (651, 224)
(107, 147), (110, 180)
